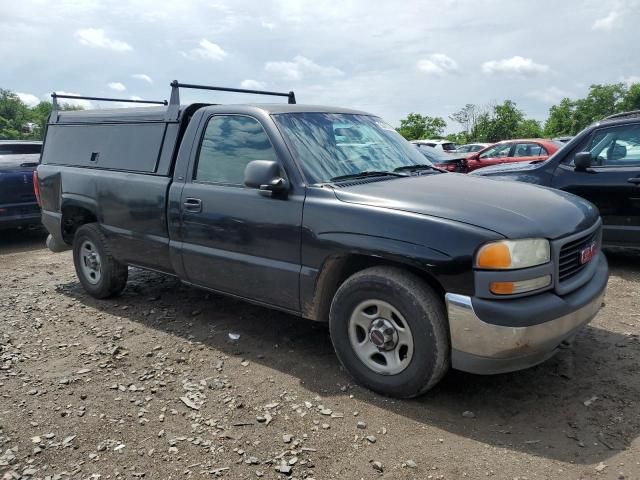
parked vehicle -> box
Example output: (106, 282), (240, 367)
(456, 143), (491, 153)
(37, 82), (608, 398)
(472, 111), (640, 248)
(414, 144), (467, 172)
(411, 139), (458, 153)
(0, 140), (42, 230)
(465, 139), (563, 172)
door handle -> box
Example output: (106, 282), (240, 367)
(627, 177), (640, 185)
(183, 198), (202, 212)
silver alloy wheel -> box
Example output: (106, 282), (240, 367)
(80, 240), (102, 285)
(348, 299), (414, 375)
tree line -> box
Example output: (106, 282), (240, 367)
(397, 82), (640, 143)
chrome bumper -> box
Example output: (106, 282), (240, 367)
(445, 259), (607, 374)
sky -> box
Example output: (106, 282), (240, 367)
(2, 0), (639, 131)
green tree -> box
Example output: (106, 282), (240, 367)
(397, 113), (447, 140)
(543, 98), (575, 137)
(0, 89), (84, 140)
(620, 83), (640, 112)
(0, 89), (31, 140)
(516, 118), (543, 138)
(571, 83), (626, 132)
(471, 100), (530, 142)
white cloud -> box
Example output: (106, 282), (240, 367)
(592, 11), (619, 32)
(132, 74), (153, 84)
(181, 39), (228, 61)
(621, 75), (640, 87)
(482, 56), (549, 76)
(527, 86), (571, 104)
(75, 28), (132, 52)
(53, 91), (93, 109)
(16, 92), (40, 107)
(265, 55), (343, 81)
(107, 82), (126, 92)
(416, 53), (459, 76)
(240, 79), (266, 90)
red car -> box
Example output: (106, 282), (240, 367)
(464, 139), (563, 172)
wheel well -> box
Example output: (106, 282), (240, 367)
(61, 206), (97, 244)
(306, 254), (446, 322)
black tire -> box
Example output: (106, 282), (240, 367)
(329, 266), (450, 398)
(72, 223), (128, 299)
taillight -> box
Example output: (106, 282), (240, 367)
(33, 170), (42, 206)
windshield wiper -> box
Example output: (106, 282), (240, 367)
(393, 164), (439, 173)
(329, 170), (407, 182)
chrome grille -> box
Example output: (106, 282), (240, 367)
(558, 229), (599, 283)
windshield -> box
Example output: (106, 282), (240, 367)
(272, 113), (434, 184)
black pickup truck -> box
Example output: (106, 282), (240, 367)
(37, 82), (608, 398)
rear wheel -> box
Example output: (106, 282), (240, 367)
(73, 224), (128, 299)
(329, 267), (450, 398)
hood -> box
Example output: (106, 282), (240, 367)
(332, 173), (599, 239)
(471, 160), (545, 175)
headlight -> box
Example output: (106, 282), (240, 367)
(475, 238), (550, 270)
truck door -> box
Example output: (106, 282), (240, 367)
(552, 122), (640, 247)
(177, 114), (303, 311)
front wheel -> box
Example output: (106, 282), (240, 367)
(72, 223), (128, 299)
(329, 267), (450, 398)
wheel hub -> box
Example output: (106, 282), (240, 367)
(368, 318), (398, 351)
(85, 253), (100, 270)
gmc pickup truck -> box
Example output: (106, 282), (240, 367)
(37, 82), (609, 398)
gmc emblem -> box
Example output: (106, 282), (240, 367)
(580, 242), (598, 265)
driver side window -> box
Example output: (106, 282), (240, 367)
(581, 124), (640, 167)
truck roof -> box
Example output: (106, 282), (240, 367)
(54, 103), (373, 124)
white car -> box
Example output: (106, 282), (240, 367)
(411, 139), (458, 153)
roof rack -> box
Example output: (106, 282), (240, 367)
(49, 81), (297, 122)
(603, 110), (640, 120)
(50, 93), (168, 121)
(166, 80), (296, 121)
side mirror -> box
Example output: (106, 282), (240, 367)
(467, 152), (479, 161)
(574, 152), (592, 171)
(244, 160), (289, 194)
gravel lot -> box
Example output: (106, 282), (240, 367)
(1, 229), (639, 480)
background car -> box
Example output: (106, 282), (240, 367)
(0, 140), (42, 230)
(411, 139), (458, 153)
(465, 139), (563, 172)
(413, 144), (468, 172)
(471, 111), (640, 248)
(456, 143), (491, 153)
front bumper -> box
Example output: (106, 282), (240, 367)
(446, 253), (608, 374)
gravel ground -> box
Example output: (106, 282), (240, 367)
(1, 229), (639, 480)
